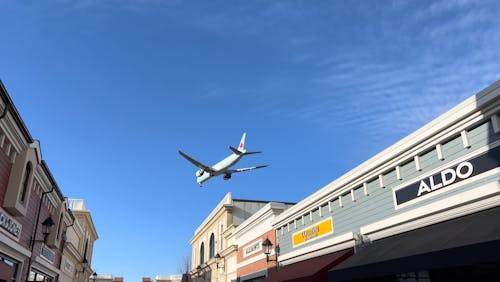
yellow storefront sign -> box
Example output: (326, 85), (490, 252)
(292, 217), (333, 247)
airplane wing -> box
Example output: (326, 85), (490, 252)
(228, 165), (268, 173)
(178, 150), (215, 174)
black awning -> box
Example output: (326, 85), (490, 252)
(329, 206), (500, 281)
(263, 248), (354, 282)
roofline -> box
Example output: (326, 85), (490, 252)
(274, 79), (500, 226)
(0, 80), (34, 143)
(41, 160), (64, 201)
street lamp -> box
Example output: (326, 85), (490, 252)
(214, 253), (224, 269)
(262, 238), (280, 268)
(31, 217), (55, 244)
(90, 272), (97, 282)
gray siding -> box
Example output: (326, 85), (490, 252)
(232, 201), (269, 226)
(277, 117), (500, 255)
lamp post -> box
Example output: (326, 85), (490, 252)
(262, 238), (280, 269)
(32, 217), (55, 244)
(214, 253), (224, 269)
(90, 272), (97, 282)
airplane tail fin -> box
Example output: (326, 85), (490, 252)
(237, 132), (246, 152)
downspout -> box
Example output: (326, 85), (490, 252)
(25, 185), (55, 281)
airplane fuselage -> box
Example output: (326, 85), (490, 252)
(196, 153), (243, 185)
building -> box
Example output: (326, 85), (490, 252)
(60, 199), (98, 282)
(234, 202), (294, 282)
(0, 81), (67, 281)
(0, 80), (98, 282)
(154, 275), (182, 282)
(93, 274), (124, 282)
(189, 193), (274, 282)
(264, 81), (500, 281)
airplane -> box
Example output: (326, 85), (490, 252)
(179, 133), (268, 186)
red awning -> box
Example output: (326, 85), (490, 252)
(263, 248), (354, 282)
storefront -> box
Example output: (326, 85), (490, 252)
(269, 80), (500, 281)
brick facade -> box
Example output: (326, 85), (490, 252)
(237, 230), (276, 279)
(0, 80), (73, 282)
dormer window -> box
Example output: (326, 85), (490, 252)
(4, 147), (38, 216)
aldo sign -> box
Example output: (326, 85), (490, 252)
(393, 145), (500, 208)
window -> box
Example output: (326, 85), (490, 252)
(209, 233), (215, 258)
(83, 239), (89, 261)
(4, 147), (37, 216)
(19, 161), (32, 205)
(199, 242), (205, 265)
(28, 270), (54, 282)
(0, 253), (19, 282)
(56, 213), (63, 240)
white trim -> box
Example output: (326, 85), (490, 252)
(237, 252), (269, 268)
(461, 130), (471, 148)
(363, 180), (500, 240)
(0, 134), (5, 148)
(338, 195), (343, 208)
(242, 239), (262, 258)
(436, 144), (444, 160)
(279, 231), (355, 265)
(492, 114), (500, 134)
(319, 205), (323, 217)
(0, 231), (31, 258)
(414, 155), (421, 171)
(396, 166), (402, 180)
(350, 189), (356, 202)
(328, 201), (332, 212)
(192, 193), (232, 240)
(234, 202), (289, 238)
(392, 141), (500, 209)
(33, 256), (60, 276)
(378, 175), (384, 188)
(272, 81), (500, 228)
(5, 143), (11, 156)
(363, 183), (369, 196)
(394, 167), (499, 210)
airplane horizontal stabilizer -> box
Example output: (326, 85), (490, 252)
(229, 165), (268, 173)
(229, 146), (262, 155)
(229, 146), (243, 155)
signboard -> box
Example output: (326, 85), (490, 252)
(41, 246), (55, 264)
(293, 217), (333, 247)
(393, 145), (500, 209)
(0, 208), (22, 240)
(243, 239), (262, 258)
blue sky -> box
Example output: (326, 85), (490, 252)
(1, 0), (500, 280)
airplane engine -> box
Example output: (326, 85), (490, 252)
(196, 169), (204, 177)
(223, 173), (232, 180)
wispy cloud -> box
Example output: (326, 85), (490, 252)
(264, 0), (500, 144)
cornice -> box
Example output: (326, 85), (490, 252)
(193, 193), (233, 236)
(273, 80), (500, 227)
(73, 210), (98, 240)
(234, 202), (289, 238)
(0, 80), (34, 144)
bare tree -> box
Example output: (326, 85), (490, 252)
(178, 254), (192, 274)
